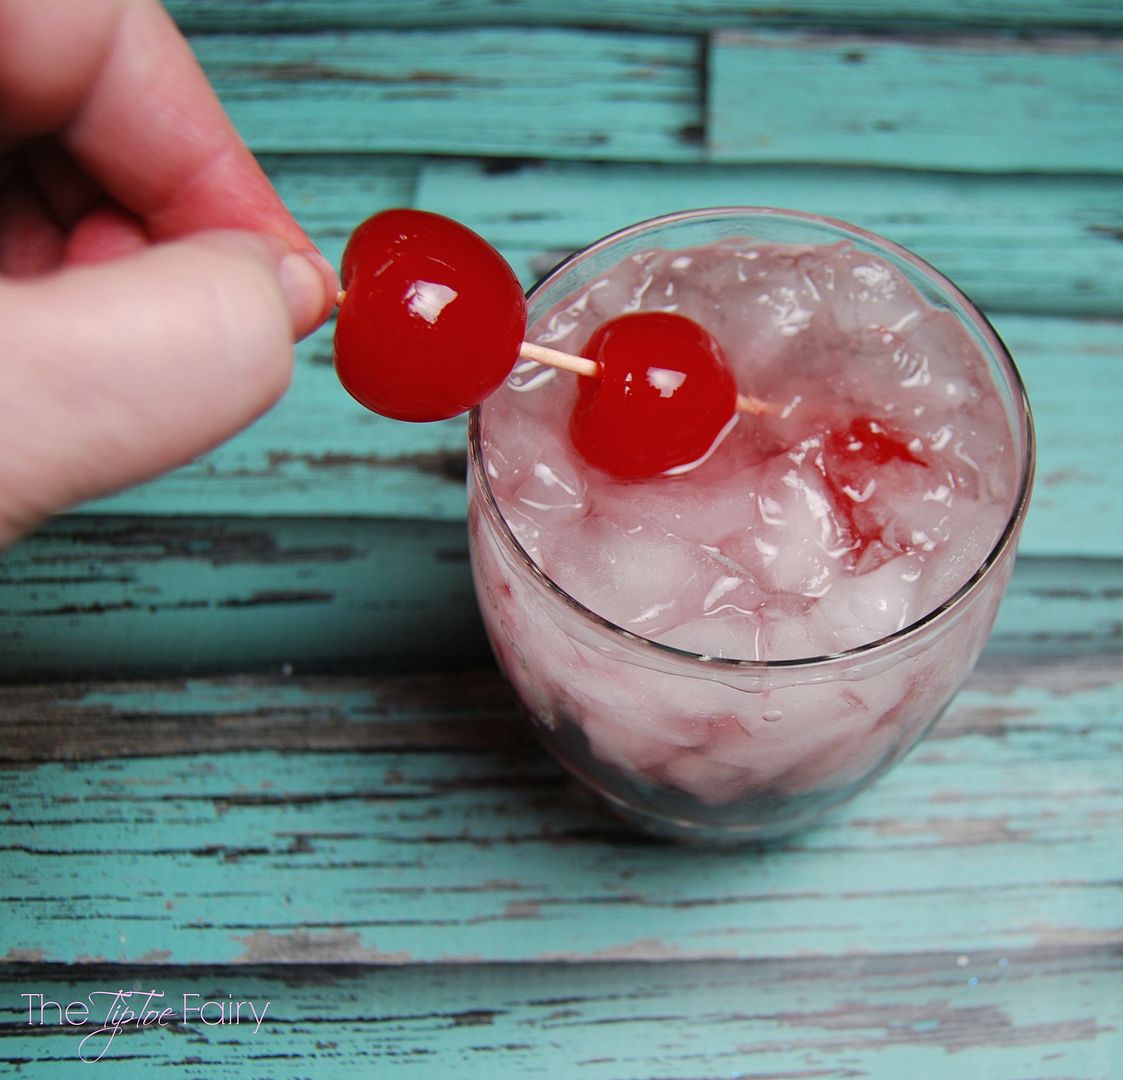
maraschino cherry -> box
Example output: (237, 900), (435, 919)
(333, 209), (766, 478)
(335, 209), (526, 422)
(569, 312), (739, 481)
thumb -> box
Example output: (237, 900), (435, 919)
(0, 230), (331, 546)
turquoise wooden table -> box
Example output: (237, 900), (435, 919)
(2, 2), (1121, 1076)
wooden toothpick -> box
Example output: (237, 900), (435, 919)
(335, 290), (773, 414)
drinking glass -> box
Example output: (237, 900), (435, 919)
(468, 208), (1035, 843)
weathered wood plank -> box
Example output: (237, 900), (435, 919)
(709, 32), (1123, 173)
(186, 28), (1123, 173)
(413, 159), (1123, 316)
(190, 29), (702, 161)
(0, 653), (1118, 965)
(1012, 320), (1123, 560)
(258, 153), (1123, 318)
(166, 0), (1123, 33)
(1, 951), (1120, 1075)
(184, 28), (1123, 175)
(993, 558), (1123, 658)
(0, 669), (515, 761)
(408, 159), (1123, 318)
(0, 517), (487, 681)
(426, 158), (1123, 316)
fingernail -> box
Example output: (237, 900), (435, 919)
(278, 250), (331, 335)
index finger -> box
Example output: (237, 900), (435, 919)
(0, 0), (327, 263)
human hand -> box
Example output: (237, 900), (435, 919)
(0, 0), (338, 547)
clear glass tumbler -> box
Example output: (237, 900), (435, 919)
(468, 208), (1035, 843)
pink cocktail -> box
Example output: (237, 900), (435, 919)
(468, 208), (1034, 842)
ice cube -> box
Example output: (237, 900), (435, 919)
(806, 245), (928, 338)
(761, 601), (844, 660)
(706, 250), (836, 390)
(657, 611), (765, 661)
(606, 664), (764, 744)
(580, 250), (669, 324)
(708, 678), (879, 789)
(702, 713), (767, 769)
(911, 497), (1010, 615)
(512, 455), (588, 524)
(876, 470), (960, 556)
(813, 557), (923, 652)
(934, 399), (1016, 504)
(484, 411), (587, 561)
(906, 310), (991, 402)
(484, 408), (572, 491)
(556, 634), (715, 749)
(540, 518), (689, 635)
(596, 466), (759, 552)
(658, 748), (757, 805)
(777, 652), (964, 793)
(726, 447), (853, 600)
(582, 714), (682, 775)
(777, 712), (903, 793)
(541, 517), (769, 640)
(501, 503), (545, 563)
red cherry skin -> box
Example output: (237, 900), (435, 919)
(334, 209), (527, 422)
(569, 312), (738, 480)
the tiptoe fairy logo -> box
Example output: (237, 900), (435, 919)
(21, 989), (271, 1061)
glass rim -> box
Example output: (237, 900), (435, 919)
(469, 205), (1036, 673)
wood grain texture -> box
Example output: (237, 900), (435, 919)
(0, 517), (487, 680)
(1, 653), (1119, 967)
(165, 0), (1123, 32)
(412, 160), (1123, 317)
(1, 951), (1120, 1076)
(191, 29), (703, 161)
(709, 31), (1123, 173)
(181, 27), (1123, 174)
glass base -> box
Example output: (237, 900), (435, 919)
(536, 705), (925, 845)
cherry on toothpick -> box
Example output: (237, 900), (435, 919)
(334, 209), (527, 422)
(332, 209), (772, 480)
(568, 312), (740, 481)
